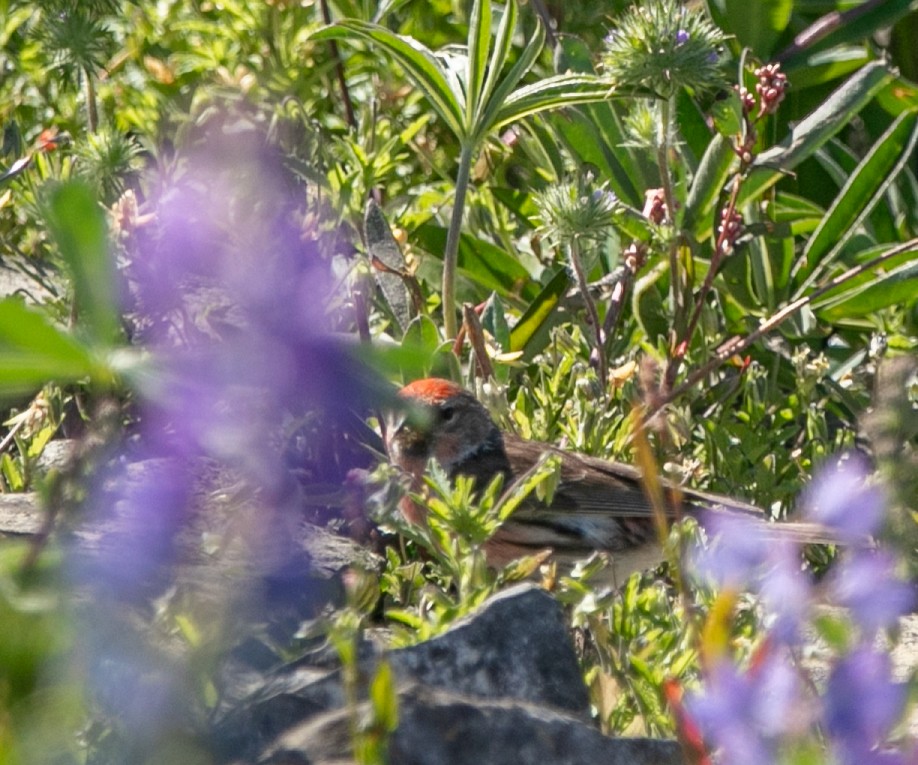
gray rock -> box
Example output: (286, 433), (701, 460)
(214, 584), (590, 762)
(261, 686), (683, 765)
(0, 492), (43, 536)
(35, 438), (77, 474)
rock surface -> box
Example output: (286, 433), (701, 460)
(263, 688), (682, 765)
(217, 583), (681, 764)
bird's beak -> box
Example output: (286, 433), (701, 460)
(384, 411), (406, 446)
(383, 401), (433, 457)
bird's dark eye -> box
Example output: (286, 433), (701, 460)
(440, 404), (455, 422)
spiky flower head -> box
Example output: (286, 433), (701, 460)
(534, 174), (618, 249)
(602, 0), (728, 100)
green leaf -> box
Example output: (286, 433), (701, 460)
(710, 89), (744, 137)
(476, 0), (518, 122)
(782, 47), (870, 90)
(311, 21), (465, 140)
(365, 199), (412, 332)
(472, 18), (546, 144)
(741, 62), (895, 203)
(45, 182), (120, 346)
(1, 453), (24, 492)
(369, 660), (399, 732)
(779, 0), (916, 68)
(549, 105), (643, 207)
(766, 192), (825, 236)
(715, 0), (791, 57)
(465, 0), (490, 132)
(812, 245), (918, 320)
(794, 109), (918, 294)
(0, 299), (96, 395)
(481, 293), (511, 352)
(412, 221), (538, 302)
(509, 268), (569, 355)
(684, 133), (736, 240)
(490, 74), (612, 134)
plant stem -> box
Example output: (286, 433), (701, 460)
(568, 237), (607, 386)
(443, 141), (475, 339)
(319, 0), (356, 128)
(83, 67), (98, 133)
(656, 96), (681, 324)
(663, 173), (742, 392)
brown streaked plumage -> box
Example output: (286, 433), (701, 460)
(385, 378), (835, 582)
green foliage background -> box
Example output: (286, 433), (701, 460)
(0, 0), (916, 761)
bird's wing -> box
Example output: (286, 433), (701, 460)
(501, 436), (842, 549)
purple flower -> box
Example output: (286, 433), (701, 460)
(675, 29), (689, 46)
(825, 647), (907, 764)
(829, 550), (915, 635)
(759, 541), (811, 645)
(689, 512), (770, 589)
(803, 453), (884, 542)
(687, 650), (812, 765)
(590, 188), (617, 207)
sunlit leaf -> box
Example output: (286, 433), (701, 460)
(310, 21), (465, 139)
(0, 299), (96, 395)
(45, 182), (121, 346)
(794, 109), (918, 294)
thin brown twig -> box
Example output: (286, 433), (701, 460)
(462, 303), (494, 380)
(775, 0), (889, 63)
(663, 174), (743, 393)
(319, 0), (356, 128)
(647, 236), (918, 418)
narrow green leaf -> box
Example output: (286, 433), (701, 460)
(710, 90), (744, 137)
(412, 221), (538, 302)
(766, 192), (825, 236)
(549, 108), (643, 207)
(816, 258), (918, 320)
(473, 19), (546, 143)
(794, 110), (918, 294)
(720, 0), (791, 57)
(311, 21), (465, 140)
(0, 299), (96, 395)
(741, 62), (895, 203)
(782, 47), (870, 90)
(369, 660), (399, 732)
(364, 199), (411, 332)
(489, 74), (612, 135)
(465, 0), (491, 132)
(481, 293), (511, 352)
(810, 242), (918, 316)
(477, 0), (518, 121)
(779, 0), (915, 67)
(491, 187), (537, 230)
(509, 269), (569, 355)
(684, 134), (736, 241)
(45, 182), (120, 346)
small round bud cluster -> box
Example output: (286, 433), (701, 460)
(755, 63), (787, 117)
(623, 241), (648, 272)
(736, 86), (756, 115)
(717, 208), (744, 254)
(643, 188), (668, 224)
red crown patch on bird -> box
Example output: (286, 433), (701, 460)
(398, 378), (464, 404)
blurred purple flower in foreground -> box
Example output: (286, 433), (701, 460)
(689, 513), (810, 643)
(802, 452), (885, 541)
(688, 649), (812, 765)
(828, 550), (914, 637)
(686, 453), (913, 764)
(826, 648), (908, 765)
(69, 126), (380, 753)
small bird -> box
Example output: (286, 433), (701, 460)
(385, 378), (835, 582)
